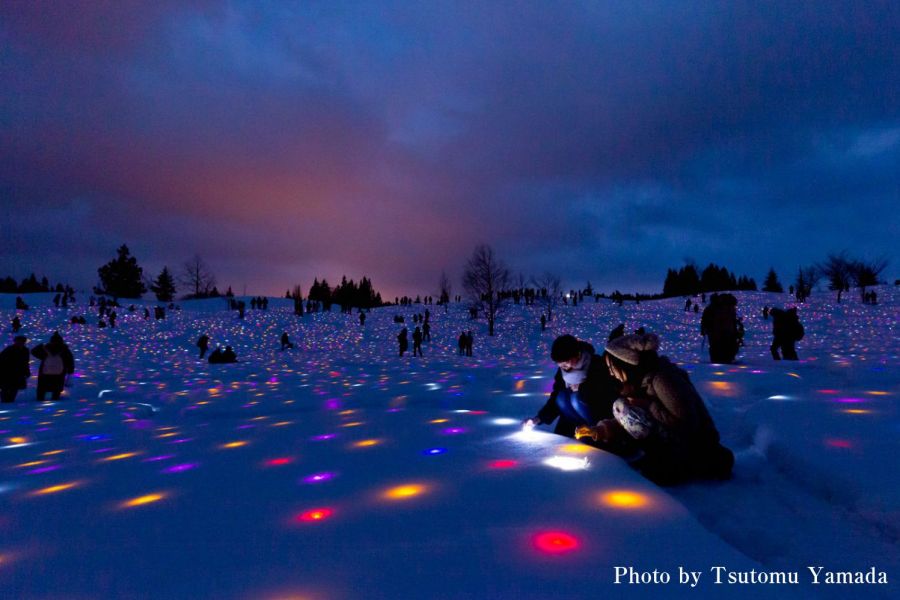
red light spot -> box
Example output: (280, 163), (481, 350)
(533, 531), (580, 554)
(296, 508), (334, 522)
(266, 457), (293, 466)
(818, 389), (839, 394)
(825, 438), (853, 449)
(488, 459), (518, 469)
(470, 410), (488, 415)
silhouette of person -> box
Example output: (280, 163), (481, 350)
(280, 332), (294, 350)
(770, 307), (803, 360)
(398, 327), (409, 357)
(412, 327), (424, 357)
(0, 335), (30, 403)
(31, 332), (75, 401)
(458, 331), (466, 355)
(465, 331), (473, 357)
(540, 314), (547, 331)
(197, 334), (210, 359)
(423, 321), (431, 342)
(11, 316), (22, 333)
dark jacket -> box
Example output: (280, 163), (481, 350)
(536, 342), (620, 437)
(0, 344), (31, 390)
(31, 342), (75, 377)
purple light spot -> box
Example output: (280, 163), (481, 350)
(236, 424), (255, 430)
(302, 472), (337, 484)
(442, 427), (467, 435)
(835, 398), (865, 404)
(311, 433), (336, 441)
(168, 438), (194, 444)
(28, 465), (61, 475)
(162, 462), (199, 474)
(325, 398), (341, 410)
(143, 454), (175, 462)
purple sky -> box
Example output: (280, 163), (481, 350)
(2, 1), (898, 299)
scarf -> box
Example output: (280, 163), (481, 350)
(561, 352), (591, 387)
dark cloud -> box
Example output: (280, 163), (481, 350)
(1, 1), (898, 297)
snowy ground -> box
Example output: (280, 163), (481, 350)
(0, 288), (897, 599)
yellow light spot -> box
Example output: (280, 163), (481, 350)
(102, 452), (140, 462)
(31, 482), (79, 496)
(600, 490), (651, 509)
(515, 380), (526, 391)
(156, 432), (178, 438)
(787, 372), (801, 379)
(866, 391), (889, 396)
(843, 409), (872, 415)
(272, 421), (293, 427)
(16, 460), (47, 468)
(9, 437), (27, 444)
(353, 439), (381, 448)
(41, 450), (65, 456)
(120, 493), (166, 508)
(560, 444), (593, 454)
(384, 484), (427, 500)
(220, 441), (247, 449)
(712, 371), (726, 376)
(338, 410), (355, 416)
(341, 421), (363, 428)
(429, 418), (449, 424)
(710, 381), (731, 390)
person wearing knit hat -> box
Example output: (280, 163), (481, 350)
(523, 332), (621, 443)
(575, 332), (733, 485)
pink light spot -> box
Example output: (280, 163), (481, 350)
(488, 459), (518, 469)
(296, 508), (334, 522)
(826, 438), (853, 449)
(266, 457), (293, 467)
(533, 531), (580, 555)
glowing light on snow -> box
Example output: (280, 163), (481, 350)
(265, 457), (294, 467)
(843, 409), (872, 415)
(121, 493), (166, 508)
(31, 481), (80, 495)
(488, 459), (518, 469)
(422, 447), (447, 456)
(384, 484), (427, 500)
(8, 437), (27, 445)
(310, 433), (336, 441)
(512, 429), (542, 443)
(491, 418), (518, 426)
(429, 419), (449, 424)
(302, 472), (336, 484)
(559, 444), (593, 454)
(441, 427), (467, 435)
(162, 463), (198, 474)
(220, 441), (248, 449)
(101, 452), (140, 461)
(544, 456), (589, 471)
(533, 531), (580, 554)
(296, 508), (333, 522)
(825, 438), (853, 449)
(767, 395), (794, 401)
(353, 439), (381, 448)
(834, 397), (865, 404)
(600, 490), (651, 509)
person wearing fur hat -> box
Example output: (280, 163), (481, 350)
(523, 334), (621, 442)
(576, 333), (733, 485)
(30, 332), (75, 401)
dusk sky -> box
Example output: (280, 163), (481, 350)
(2, 1), (898, 299)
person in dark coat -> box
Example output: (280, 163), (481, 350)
(412, 327), (424, 357)
(280, 332), (294, 350)
(422, 321), (431, 342)
(465, 331), (473, 357)
(0, 335), (31, 403)
(770, 307), (803, 360)
(458, 331), (466, 355)
(208, 347), (224, 363)
(11, 316), (22, 333)
(700, 293), (740, 364)
(197, 334), (210, 359)
(30, 332), (75, 401)
(540, 313), (547, 331)
(397, 328), (409, 357)
(578, 333), (733, 485)
(221, 346), (238, 363)
(524, 334), (621, 442)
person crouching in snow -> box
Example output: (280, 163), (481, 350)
(524, 334), (621, 442)
(31, 332), (75, 401)
(576, 333), (734, 485)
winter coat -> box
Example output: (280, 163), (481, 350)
(771, 308), (804, 342)
(536, 341), (620, 436)
(31, 341), (74, 393)
(0, 344), (31, 390)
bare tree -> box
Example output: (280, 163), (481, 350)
(531, 272), (562, 322)
(438, 270), (453, 312)
(180, 255), (217, 298)
(462, 244), (510, 336)
(794, 265), (820, 302)
(849, 256), (888, 301)
(817, 252), (853, 302)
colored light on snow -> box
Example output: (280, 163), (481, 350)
(866, 390), (889, 396)
(341, 422), (364, 428)
(162, 463), (199, 474)
(767, 395), (795, 401)
(8, 437), (27, 444)
(27, 465), (61, 475)
(544, 456), (589, 471)
(302, 472), (336, 484)
(560, 444), (593, 454)
(423, 447), (447, 455)
(296, 508), (333, 522)
(834, 397), (865, 404)
(121, 493), (166, 508)
(31, 482), (80, 495)
(101, 452), (140, 461)
(600, 490), (650, 509)
(488, 459), (518, 469)
(429, 418), (449, 424)
(266, 457), (294, 467)
(311, 433), (336, 441)
(515, 380), (526, 390)
(384, 484), (427, 499)
(533, 531), (580, 554)
(825, 438), (853, 449)
(843, 409), (872, 415)
(353, 439), (380, 448)
(491, 418), (518, 426)
(221, 441), (248, 449)
(441, 427), (467, 435)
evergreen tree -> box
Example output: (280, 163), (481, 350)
(762, 268), (784, 292)
(150, 266), (177, 302)
(96, 245), (147, 298)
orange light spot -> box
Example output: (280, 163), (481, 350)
(429, 418), (449, 424)
(8, 437), (27, 444)
(384, 484), (427, 500)
(515, 380), (526, 391)
(220, 441), (247, 449)
(600, 490), (651, 509)
(341, 421), (363, 428)
(120, 493), (166, 508)
(31, 482), (79, 496)
(296, 508), (334, 522)
(353, 439), (380, 448)
(560, 444), (593, 454)
(102, 452), (140, 461)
